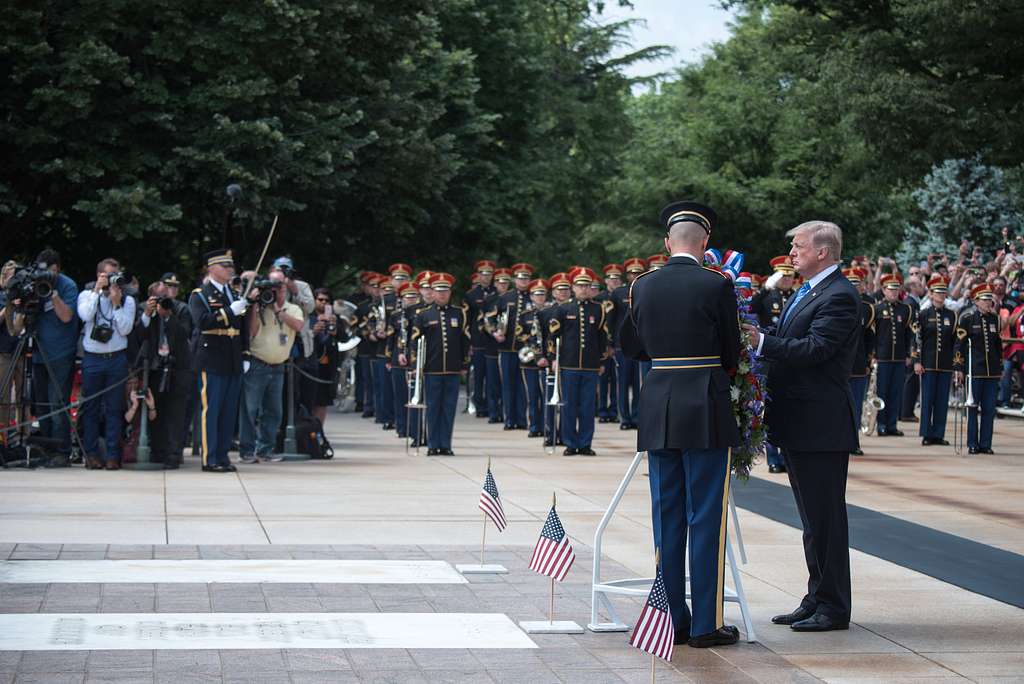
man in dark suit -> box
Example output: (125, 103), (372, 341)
(620, 200), (741, 648)
(743, 221), (859, 632)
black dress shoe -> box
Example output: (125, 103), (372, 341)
(791, 613), (849, 632)
(885, 429), (904, 436)
(543, 439), (554, 447)
(441, 448), (454, 455)
(577, 447), (596, 456)
(772, 606), (815, 625)
(968, 447), (979, 454)
(503, 424), (515, 431)
(981, 447), (994, 454)
(688, 625), (739, 648)
(223, 464), (237, 472)
(922, 437), (933, 445)
(410, 440), (423, 448)
(850, 448), (864, 456)
(202, 465), (225, 473)
(426, 448), (438, 456)
(556, 440), (566, 446)
(768, 464), (786, 473)
(935, 439), (950, 446)
(488, 418), (502, 424)
(619, 423), (632, 430)
(382, 422), (395, 430)
(528, 431), (543, 438)
(562, 448), (577, 456)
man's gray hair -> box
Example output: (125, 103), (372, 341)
(786, 220), (843, 261)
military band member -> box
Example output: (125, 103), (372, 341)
(596, 264), (622, 423)
(914, 275), (956, 446)
(954, 283), (1002, 454)
(389, 262), (413, 289)
(190, 249), (250, 472)
(620, 200), (741, 647)
(751, 256), (796, 329)
(647, 254), (668, 270)
(548, 267), (610, 456)
(845, 267), (875, 454)
(611, 257), (646, 430)
(410, 273), (470, 456)
(388, 282), (422, 442)
(517, 278), (551, 437)
(541, 272), (572, 447)
(371, 277), (396, 431)
(481, 268), (509, 423)
(465, 260), (496, 417)
(488, 263), (533, 430)
(354, 272), (382, 418)
(873, 274), (915, 436)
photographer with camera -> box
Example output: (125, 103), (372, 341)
(77, 258), (136, 469)
(270, 257), (316, 415)
(139, 279), (193, 468)
(310, 288), (345, 425)
(240, 270), (304, 463)
(4, 250), (79, 466)
(1, 261), (26, 436)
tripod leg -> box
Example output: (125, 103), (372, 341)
(32, 337), (88, 463)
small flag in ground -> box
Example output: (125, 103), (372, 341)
(478, 466), (507, 531)
(629, 563), (675, 662)
(528, 505), (575, 581)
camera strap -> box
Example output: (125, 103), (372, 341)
(93, 294), (115, 329)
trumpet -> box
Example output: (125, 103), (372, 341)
(860, 361), (885, 436)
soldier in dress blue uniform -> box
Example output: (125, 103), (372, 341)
(354, 272), (382, 418)
(540, 272), (571, 447)
(465, 260), (496, 418)
(844, 267), (875, 455)
(387, 282), (422, 441)
(619, 200), (741, 648)
(487, 262), (533, 430)
(915, 274), (956, 446)
(873, 274), (915, 436)
(372, 277), (397, 431)
(481, 268), (509, 424)
(410, 273), (470, 456)
(595, 264), (622, 424)
(516, 278), (551, 438)
(611, 258), (646, 431)
(548, 267), (610, 456)
(190, 248), (252, 472)
(954, 283), (1003, 454)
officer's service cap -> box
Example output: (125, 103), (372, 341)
(569, 267), (593, 285)
(603, 263), (624, 277)
(647, 254), (668, 270)
(389, 263), (413, 278)
(475, 260), (496, 274)
(970, 283), (994, 301)
(769, 256), (795, 275)
(431, 273), (456, 291)
(549, 272), (571, 290)
(414, 271), (433, 288)
(842, 267), (861, 284)
(511, 263), (535, 278)
(880, 274), (903, 290)
(398, 282), (418, 297)
(927, 274), (949, 293)
(660, 201), (717, 235)
(493, 268), (513, 283)
(528, 278), (549, 294)
(624, 257), (647, 273)
(161, 272), (181, 286)
(205, 249), (234, 269)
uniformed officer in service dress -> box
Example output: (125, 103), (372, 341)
(190, 249), (251, 472)
(915, 275), (955, 446)
(954, 283), (1003, 454)
(516, 278), (551, 438)
(595, 264), (622, 423)
(488, 263), (533, 430)
(611, 258), (646, 430)
(620, 200), (741, 648)
(873, 274), (915, 436)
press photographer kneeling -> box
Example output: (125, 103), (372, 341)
(240, 271), (304, 464)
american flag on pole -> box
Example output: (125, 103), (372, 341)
(478, 466), (507, 531)
(528, 505), (575, 581)
(629, 563), (675, 662)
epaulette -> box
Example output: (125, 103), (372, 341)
(627, 268), (655, 308)
(702, 266), (729, 279)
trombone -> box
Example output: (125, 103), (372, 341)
(544, 338), (563, 454)
(953, 340), (975, 457)
(405, 336), (426, 456)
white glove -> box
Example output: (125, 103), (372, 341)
(243, 360), (251, 374)
(229, 300), (247, 316)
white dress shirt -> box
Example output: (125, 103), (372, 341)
(78, 290), (136, 354)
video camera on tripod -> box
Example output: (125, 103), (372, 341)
(3, 265), (57, 315)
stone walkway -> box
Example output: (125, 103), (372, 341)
(0, 403), (1022, 682)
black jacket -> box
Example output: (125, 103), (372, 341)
(547, 299), (610, 371)
(620, 256), (741, 451)
(760, 268), (860, 452)
(189, 280), (246, 376)
(411, 303), (471, 375)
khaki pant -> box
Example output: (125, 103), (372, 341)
(0, 352), (24, 439)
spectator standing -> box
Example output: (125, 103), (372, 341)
(1, 262), (26, 436)
(309, 287), (343, 426)
(271, 257), (316, 415)
(240, 271), (303, 463)
(77, 258), (136, 469)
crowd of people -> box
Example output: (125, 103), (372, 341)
(1, 231), (1022, 470)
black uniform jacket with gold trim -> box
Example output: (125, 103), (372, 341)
(851, 293), (876, 378)
(487, 289), (530, 352)
(547, 298), (609, 371)
(953, 309), (1002, 378)
(759, 267), (860, 453)
(411, 302), (471, 375)
(609, 284), (631, 349)
(464, 283), (495, 349)
(385, 303), (422, 367)
(189, 280), (247, 376)
(480, 290), (502, 357)
(515, 303), (549, 369)
(872, 299), (915, 362)
(619, 256), (741, 451)
(354, 298), (380, 358)
(915, 305), (956, 371)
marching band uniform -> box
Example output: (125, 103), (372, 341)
(612, 258), (646, 430)
(548, 267), (610, 455)
(410, 273), (470, 455)
(372, 278), (396, 430)
(916, 275), (955, 446)
(465, 260), (496, 417)
(845, 268), (875, 454)
(620, 201), (741, 646)
(540, 272), (570, 447)
(190, 249), (247, 472)
(387, 283), (422, 442)
(595, 264), (622, 423)
(873, 274), (915, 436)
(488, 263), (533, 430)
(517, 279), (550, 437)
(354, 273), (381, 418)
(482, 268), (509, 423)
(954, 283), (1002, 454)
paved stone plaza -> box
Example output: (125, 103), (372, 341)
(1, 404), (1022, 683)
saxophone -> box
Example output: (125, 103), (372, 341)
(860, 361), (885, 435)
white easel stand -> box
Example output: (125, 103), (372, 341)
(587, 451), (757, 643)
(456, 564), (508, 574)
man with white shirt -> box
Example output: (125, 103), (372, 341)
(189, 249), (251, 472)
(77, 258), (136, 470)
(744, 221), (859, 632)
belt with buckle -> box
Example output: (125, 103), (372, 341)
(85, 350), (126, 359)
(651, 356), (720, 370)
(202, 328), (240, 337)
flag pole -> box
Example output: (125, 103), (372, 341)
(480, 512), (487, 565)
(650, 653), (656, 684)
(549, 491), (556, 623)
(652, 546), (661, 681)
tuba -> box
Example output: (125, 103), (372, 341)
(860, 360), (885, 436)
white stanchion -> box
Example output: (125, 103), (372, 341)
(587, 451), (757, 643)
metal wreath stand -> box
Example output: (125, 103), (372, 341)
(588, 450), (757, 642)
